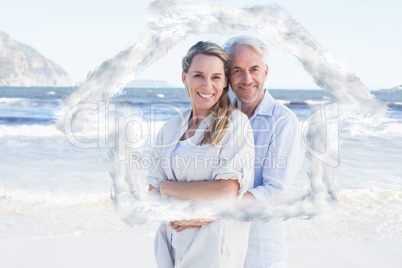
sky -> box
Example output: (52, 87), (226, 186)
(0, 0), (401, 90)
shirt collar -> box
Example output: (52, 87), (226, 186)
(181, 109), (213, 127)
(177, 109), (213, 140)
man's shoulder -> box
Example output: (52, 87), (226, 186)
(265, 96), (299, 124)
(273, 100), (297, 118)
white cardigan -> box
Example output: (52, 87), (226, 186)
(148, 108), (255, 268)
(148, 108), (255, 198)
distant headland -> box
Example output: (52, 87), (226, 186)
(0, 31), (74, 87)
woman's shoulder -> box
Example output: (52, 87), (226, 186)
(231, 108), (247, 119)
(230, 109), (250, 127)
(217, 108), (254, 150)
(158, 109), (191, 133)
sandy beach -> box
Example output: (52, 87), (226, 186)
(1, 235), (401, 268)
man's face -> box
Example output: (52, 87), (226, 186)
(229, 45), (268, 104)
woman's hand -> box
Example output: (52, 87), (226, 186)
(148, 184), (163, 201)
(170, 219), (214, 232)
(160, 180), (174, 199)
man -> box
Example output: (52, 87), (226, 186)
(160, 36), (305, 267)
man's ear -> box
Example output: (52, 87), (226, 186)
(264, 64), (269, 81)
(182, 71), (188, 86)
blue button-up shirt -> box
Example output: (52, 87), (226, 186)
(235, 89), (305, 267)
(242, 90), (304, 201)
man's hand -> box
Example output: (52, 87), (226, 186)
(170, 219), (214, 232)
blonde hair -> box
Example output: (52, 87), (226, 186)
(182, 41), (233, 146)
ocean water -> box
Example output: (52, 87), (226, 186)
(0, 86), (401, 241)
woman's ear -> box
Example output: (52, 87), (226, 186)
(224, 76), (228, 88)
(182, 71), (188, 86)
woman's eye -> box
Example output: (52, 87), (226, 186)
(213, 76), (221, 80)
(194, 74), (202, 78)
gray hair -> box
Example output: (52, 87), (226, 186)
(223, 35), (269, 64)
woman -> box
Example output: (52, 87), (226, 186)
(147, 41), (255, 268)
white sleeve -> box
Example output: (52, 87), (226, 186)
(147, 126), (168, 190)
(212, 111), (255, 200)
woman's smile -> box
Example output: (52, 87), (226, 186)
(197, 92), (215, 99)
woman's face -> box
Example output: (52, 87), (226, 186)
(182, 54), (227, 116)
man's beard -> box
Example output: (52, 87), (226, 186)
(235, 83), (263, 104)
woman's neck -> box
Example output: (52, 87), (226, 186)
(180, 109), (210, 141)
(190, 108), (210, 125)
